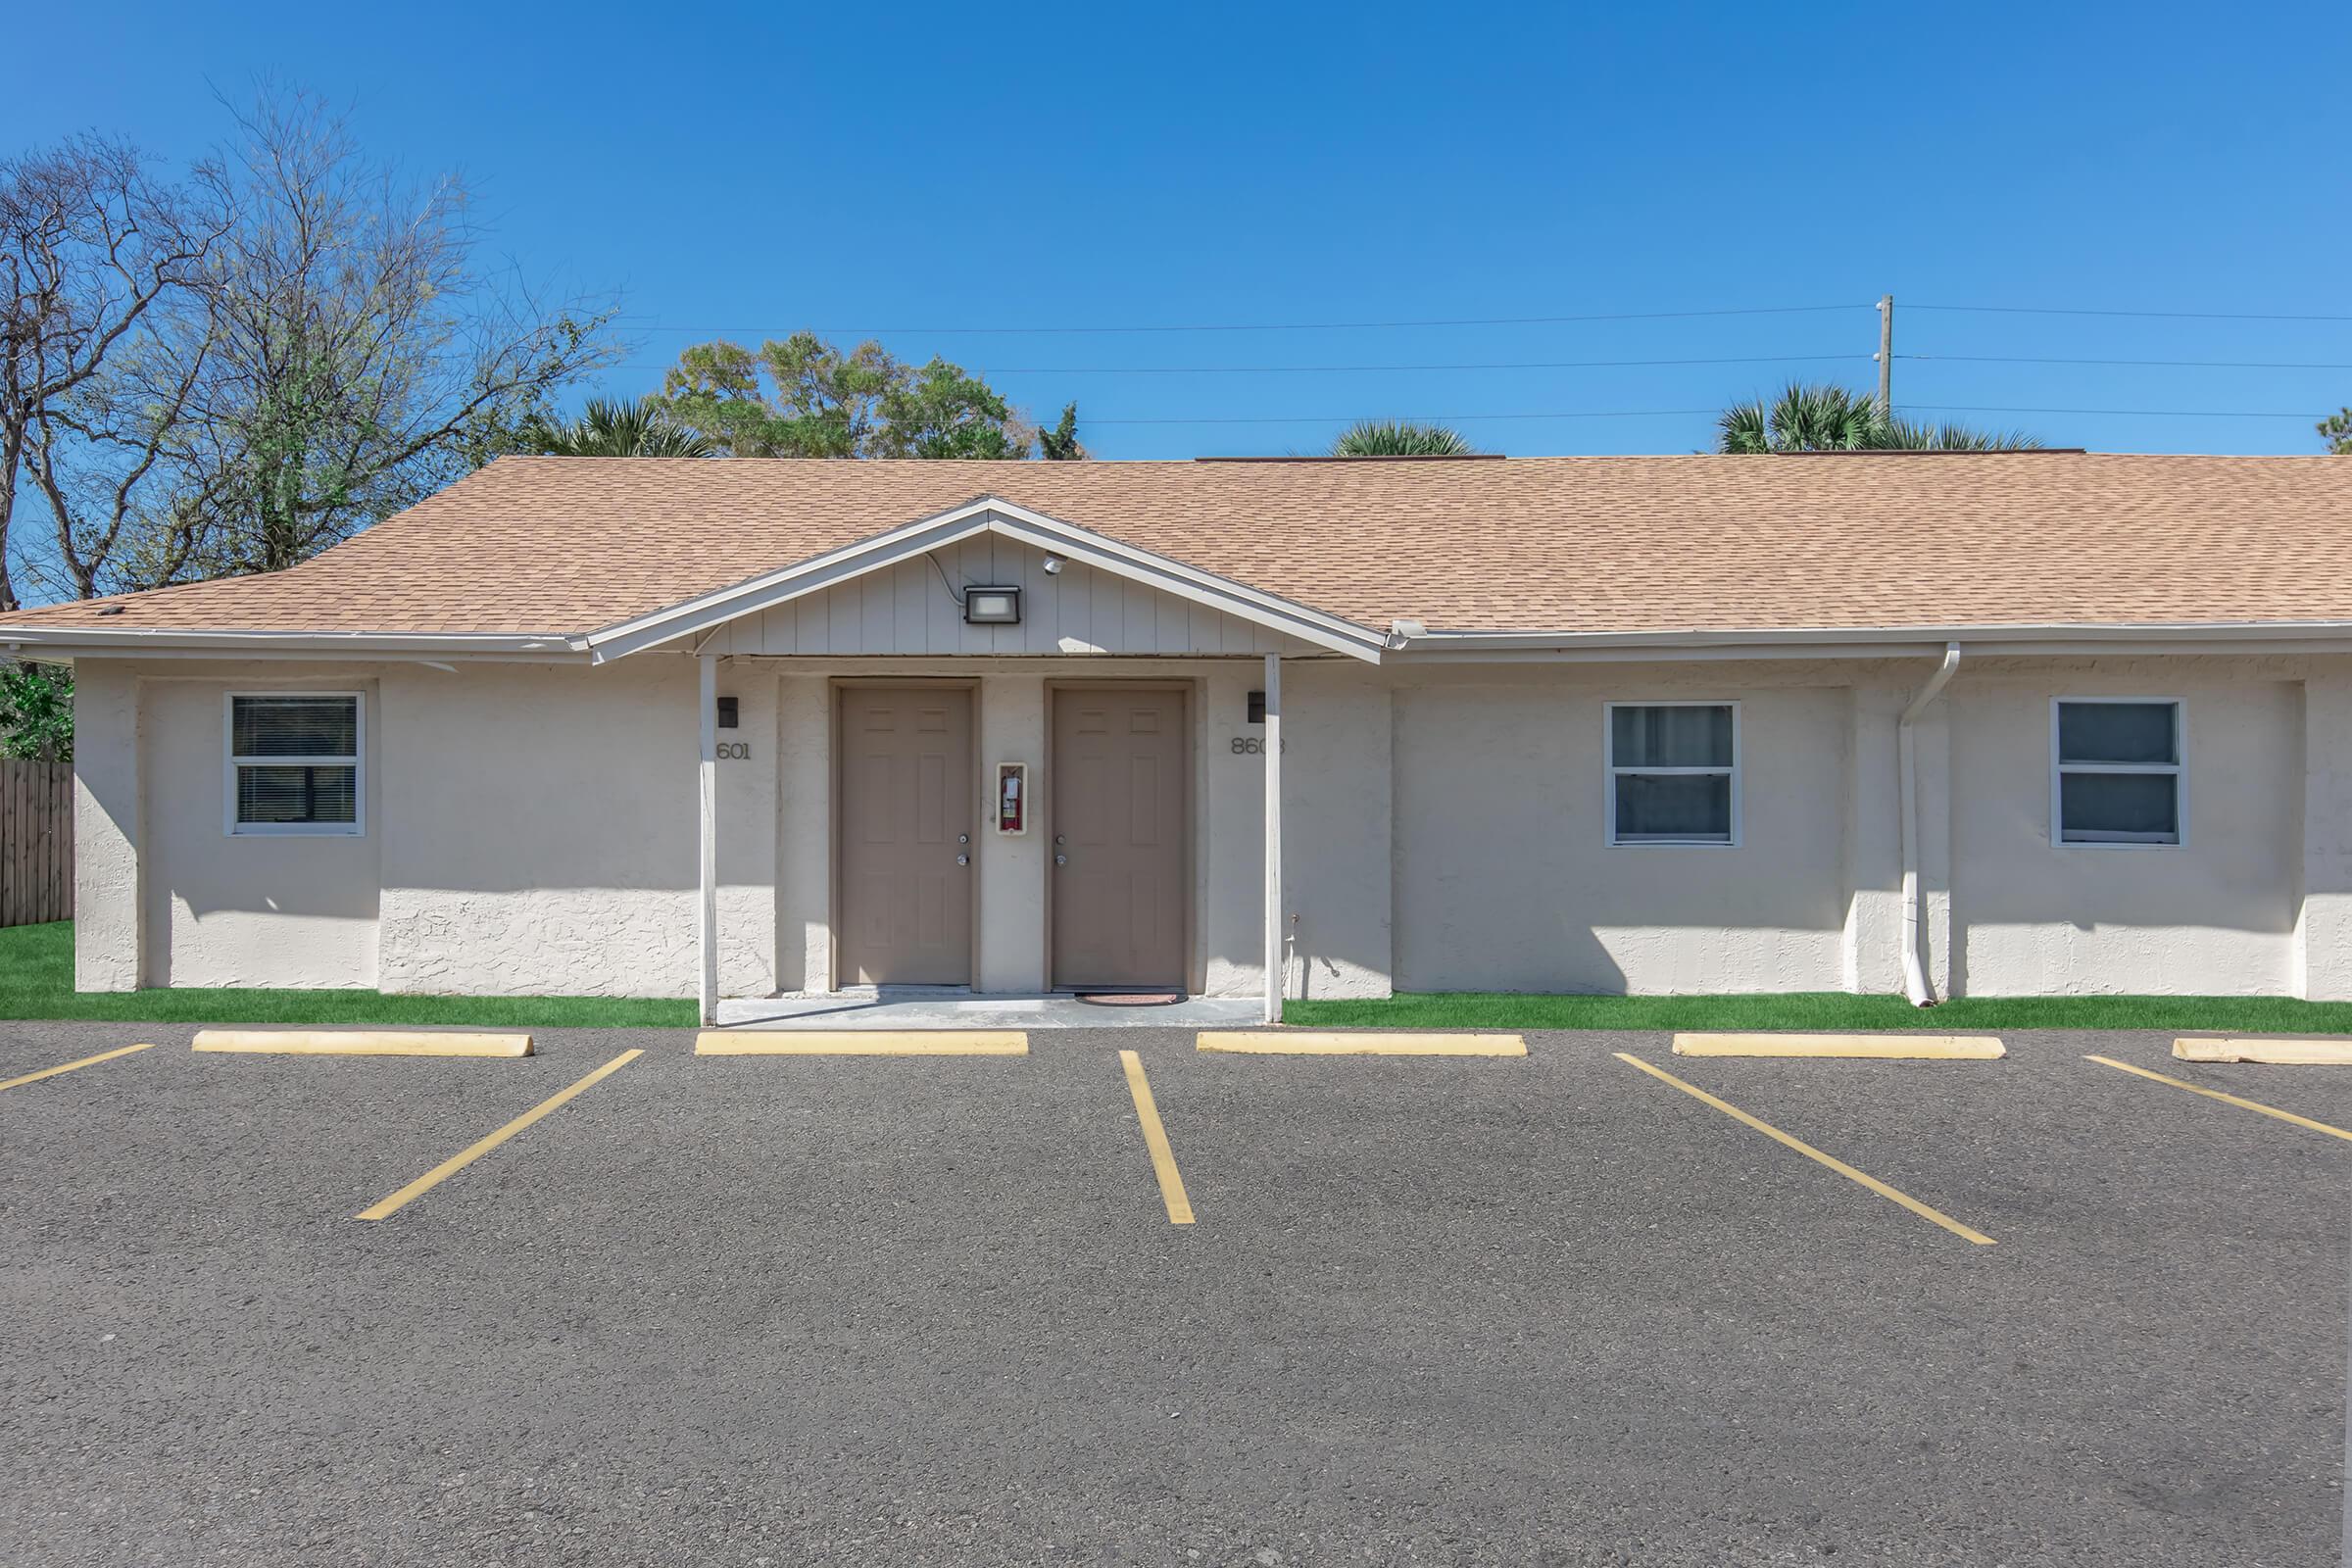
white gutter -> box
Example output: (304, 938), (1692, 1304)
(0, 626), (588, 658)
(1898, 643), (1963, 1006)
(1389, 620), (2352, 657)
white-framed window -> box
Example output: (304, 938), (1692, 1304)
(224, 693), (365, 837)
(2050, 698), (2182, 848)
(1605, 701), (1740, 846)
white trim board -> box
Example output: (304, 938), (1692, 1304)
(578, 497), (1390, 663)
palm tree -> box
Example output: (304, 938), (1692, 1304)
(1330, 419), (1479, 457)
(1717, 382), (2039, 454)
(534, 397), (720, 458)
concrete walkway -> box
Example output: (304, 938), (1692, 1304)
(711, 990), (1262, 1030)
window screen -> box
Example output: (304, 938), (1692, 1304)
(229, 695), (361, 833)
(2054, 700), (2180, 846)
(1608, 703), (1737, 844)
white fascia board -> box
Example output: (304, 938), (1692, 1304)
(0, 627), (590, 661)
(582, 495), (1388, 663)
(1389, 621), (2352, 661)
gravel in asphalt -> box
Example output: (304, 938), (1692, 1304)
(0, 1021), (2344, 1566)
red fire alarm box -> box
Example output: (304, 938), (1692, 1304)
(996, 762), (1028, 835)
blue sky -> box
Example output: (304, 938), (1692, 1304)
(10, 0), (2346, 458)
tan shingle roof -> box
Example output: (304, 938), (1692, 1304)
(9, 452), (2352, 639)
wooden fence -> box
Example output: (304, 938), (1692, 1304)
(0, 759), (73, 927)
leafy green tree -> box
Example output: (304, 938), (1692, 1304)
(532, 397), (718, 458)
(874, 359), (1028, 459)
(0, 663), (73, 760)
(1718, 382), (2040, 453)
(1039, 401), (1087, 461)
(650, 332), (1043, 459)
(2320, 408), (2352, 455)
(1329, 419), (1478, 456)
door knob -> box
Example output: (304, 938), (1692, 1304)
(956, 854), (969, 866)
(1054, 854), (1068, 866)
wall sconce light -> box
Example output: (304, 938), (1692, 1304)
(963, 586), (1022, 625)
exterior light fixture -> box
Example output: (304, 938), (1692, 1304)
(963, 586), (1022, 625)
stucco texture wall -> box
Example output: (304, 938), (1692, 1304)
(1393, 666), (1850, 994)
(374, 658), (777, 998)
(67, 647), (2352, 1004)
(1947, 661), (2301, 997)
(140, 673), (382, 988)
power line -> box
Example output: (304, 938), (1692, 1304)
(1078, 403), (2333, 427)
(647, 353), (1865, 376)
(1900, 353), (2352, 370)
(1084, 409), (1723, 426)
(1901, 404), (2330, 419)
(612, 304), (1866, 336)
(1911, 303), (2352, 324)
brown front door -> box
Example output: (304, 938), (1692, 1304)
(836, 686), (974, 985)
(1052, 686), (1188, 990)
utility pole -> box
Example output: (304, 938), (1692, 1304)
(1876, 294), (1894, 417)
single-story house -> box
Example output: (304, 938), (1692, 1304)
(8, 450), (2352, 1022)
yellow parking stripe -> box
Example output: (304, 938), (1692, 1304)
(2086, 1054), (2352, 1143)
(0, 1042), (155, 1094)
(2172, 1037), (2352, 1065)
(1118, 1050), (1194, 1225)
(1673, 1033), (2003, 1059)
(356, 1049), (644, 1221)
(1614, 1052), (1995, 1246)
(194, 1029), (531, 1057)
(1198, 1030), (1524, 1055)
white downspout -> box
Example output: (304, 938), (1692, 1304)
(697, 652), (719, 1026)
(1898, 643), (1962, 1006)
(1262, 653), (1283, 1025)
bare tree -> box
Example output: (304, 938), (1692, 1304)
(161, 88), (618, 578)
(0, 136), (229, 609)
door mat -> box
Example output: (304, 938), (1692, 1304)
(1078, 991), (1186, 1006)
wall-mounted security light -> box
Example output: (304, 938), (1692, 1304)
(963, 586), (1022, 625)
(1041, 556), (1064, 575)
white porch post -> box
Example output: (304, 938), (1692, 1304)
(697, 653), (719, 1025)
(1263, 653), (1283, 1025)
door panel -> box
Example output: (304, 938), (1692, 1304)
(1053, 688), (1188, 989)
(837, 687), (974, 985)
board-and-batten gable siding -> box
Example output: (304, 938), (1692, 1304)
(700, 535), (1317, 657)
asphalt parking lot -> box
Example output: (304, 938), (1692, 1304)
(1, 1022), (2346, 1567)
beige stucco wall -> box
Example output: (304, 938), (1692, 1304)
(63, 644), (2352, 1004)
(1393, 664), (1853, 994)
(137, 670), (383, 988)
(1947, 659), (2302, 997)
(373, 658), (776, 998)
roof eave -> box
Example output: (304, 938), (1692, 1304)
(579, 495), (1391, 663)
(1386, 621), (2352, 661)
(0, 628), (594, 662)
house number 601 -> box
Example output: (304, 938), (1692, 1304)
(716, 742), (752, 760)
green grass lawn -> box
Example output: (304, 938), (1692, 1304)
(7, 916), (2346, 1034)
(0, 921), (695, 1027)
(1286, 989), (2352, 1033)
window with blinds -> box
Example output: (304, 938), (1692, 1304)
(2052, 699), (2181, 847)
(226, 694), (364, 835)
(1605, 702), (1740, 845)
